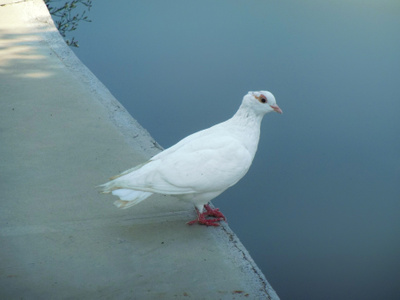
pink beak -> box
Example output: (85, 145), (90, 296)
(270, 105), (283, 114)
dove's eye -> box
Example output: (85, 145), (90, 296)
(253, 93), (268, 104)
(259, 95), (267, 103)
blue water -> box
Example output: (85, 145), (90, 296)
(70, 1), (400, 299)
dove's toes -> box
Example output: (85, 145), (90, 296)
(203, 204), (227, 221)
(200, 218), (223, 226)
(187, 205), (226, 226)
(187, 216), (222, 226)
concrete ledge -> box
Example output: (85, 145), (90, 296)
(0, 0), (279, 299)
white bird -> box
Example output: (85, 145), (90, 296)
(99, 91), (282, 226)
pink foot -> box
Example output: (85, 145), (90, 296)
(203, 204), (226, 221)
(187, 204), (227, 226)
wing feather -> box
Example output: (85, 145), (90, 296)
(109, 134), (252, 195)
(101, 123), (254, 196)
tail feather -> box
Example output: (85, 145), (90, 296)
(111, 189), (152, 209)
(97, 180), (122, 194)
(98, 163), (153, 209)
(109, 161), (149, 180)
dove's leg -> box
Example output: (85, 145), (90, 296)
(187, 204), (226, 226)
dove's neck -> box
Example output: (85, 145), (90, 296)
(225, 106), (264, 157)
(232, 105), (265, 125)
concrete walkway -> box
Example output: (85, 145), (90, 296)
(0, 1), (279, 299)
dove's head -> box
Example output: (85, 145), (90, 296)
(243, 91), (282, 115)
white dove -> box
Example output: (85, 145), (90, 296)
(99, 91), (282, 226)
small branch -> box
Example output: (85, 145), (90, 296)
(44, 0), (92, 47)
